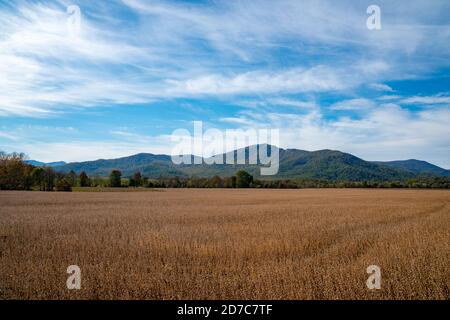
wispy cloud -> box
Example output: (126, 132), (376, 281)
(330, 98), (375, 111)
(377, 95), (403, 101)
(1, 0), (450, 116)
(369, 83), (394, 92)
(0, 131), (19, 141)
(168, 66), (348, 96)
(400, 94), (450, 105)
(267, 98), (317, 109)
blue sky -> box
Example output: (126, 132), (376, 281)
(0, 0), (449, 168)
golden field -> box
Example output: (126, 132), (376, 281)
(0, 189), (448, 300)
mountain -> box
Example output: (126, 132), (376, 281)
(51, 145), (448, 181)
(276, 148), (416, 181)
(53, 153), (182, 177)
(26, 160), (67, 167)
(372, 160), (450, 177)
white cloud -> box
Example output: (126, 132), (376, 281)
(215, 102), (450, 168)
(330, 98), (375, 111)
(0, 131), (19, 141)
(168, 66), (347, 96)
(369, 83), (394, 92)
(220, 117), (256, 126)
(377, 95), (402, 101)
(266, 98), (317, 109)
(1, 0), (449, 116)
(0, 2), (161, 116)
(122, 0), (450, 59)
(400, 94), (450, 105)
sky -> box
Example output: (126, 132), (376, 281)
(0, 0), (449, 168)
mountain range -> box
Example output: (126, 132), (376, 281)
(27, 145), (449, 181)
(26, 160), (67, 167)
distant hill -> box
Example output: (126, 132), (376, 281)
(372, 159), (450, 177)
(53, 153), (182, 177)
(26, 160), (67, 167)
(50, 145), (449, 181)
(275, 148), (416, 181)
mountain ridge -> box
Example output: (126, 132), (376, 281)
(373, 159), (450, 177)
(25, 160), (67, 167)
(36, 145), (450, 181)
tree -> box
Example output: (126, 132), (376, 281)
(223, 177), (233, 188)
(208, 175), (223, 188)
(0, 152), (33, 190)
(55, 177), (72, 192)
(235, 170), (253, 188)
(31, 167), (46, 191)
(79, 171), (90, 187)
(109, 170), (122, 187)
(133, 171), (142, 187)
(169, 176), (182, 188)
(68, 170), (77, 187)
(43, 167), (56, 191)
(91, 175), (106, 187)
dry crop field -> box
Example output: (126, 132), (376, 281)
(0, 189), (449, 300)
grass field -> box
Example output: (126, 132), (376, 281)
(0, 189), (448, 300)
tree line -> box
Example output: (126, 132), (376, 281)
(1, 151), (449, 191)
